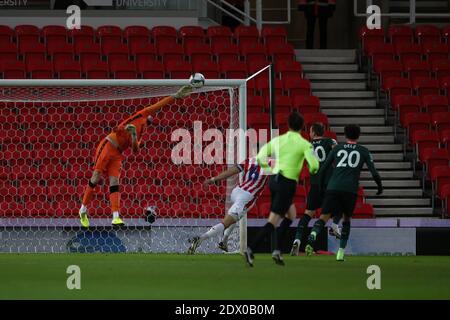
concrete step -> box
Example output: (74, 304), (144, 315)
(361, 171), (413, 179)
(314, 91), (376, 98)
(337, 135), (395, 143)
(364, 189), (422, 197)
(311, 82), (367, 90)
(360, 180), (420, 188)
(306, 73), (367, 81)
(295, 49), (356, 58)
(320, 100), (376, 108)
(299, 57), (355, 64)
(363, 144), (403, 152)
(371, 162), (412, 170)
(374, 207), (434, 216)
(302, 64), (359, 73)
(332, 126), (393, 134)
(329, 117), (385, 125)
(323, 109), (385, 116)
(371, 153), (404, 161)
(368, 198), (431, 206)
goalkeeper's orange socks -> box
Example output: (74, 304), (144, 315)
(82, 181), (97, 207)
(109, 185), (120, 216)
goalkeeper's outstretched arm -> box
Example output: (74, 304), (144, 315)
(140, 85), (194, 117)
(203, 166), (241, 186)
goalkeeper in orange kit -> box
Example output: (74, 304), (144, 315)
(78, 85), (194, 227)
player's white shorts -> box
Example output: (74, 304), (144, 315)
(227, 187), (255, 221)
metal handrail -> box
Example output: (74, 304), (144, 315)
(203, 0), (291, 30)
(354, 0), (450, 24)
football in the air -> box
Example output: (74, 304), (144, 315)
(189, 73), (205, 88)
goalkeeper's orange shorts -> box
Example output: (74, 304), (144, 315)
(93, 138), (124, 178)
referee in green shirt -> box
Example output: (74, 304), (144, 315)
(244, 112), (320, 267)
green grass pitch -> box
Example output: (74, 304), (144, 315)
(1, 254), (450, 300)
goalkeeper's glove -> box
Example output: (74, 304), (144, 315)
(173, 85), (193, 99)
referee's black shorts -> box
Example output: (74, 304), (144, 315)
(321, 190), (357, 217)
(269, 173), (297, 216)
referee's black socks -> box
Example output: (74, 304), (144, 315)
(276, 218), (293, 251)
(249, 222), (275, 251)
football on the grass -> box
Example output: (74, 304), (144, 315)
(189, 73), (205, 88)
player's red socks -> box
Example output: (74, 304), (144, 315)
(109, 185), (120, 213)
(82, 181), (97, 206)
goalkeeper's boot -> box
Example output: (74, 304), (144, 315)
(272, 250), (285, 266)
(243, 247), (254, 267)
(330, 224), (342, 240)
(336, 248), (345, 261)
(187, 236), (201, 255)
(218, 241), (228, 253)
(79, 208), (90, 228)
(305, 233), (316, 256)
(111, 217), (125, 226)
(290, 239), (300, 256)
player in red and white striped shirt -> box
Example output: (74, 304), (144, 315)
(187, 157), (272, 254)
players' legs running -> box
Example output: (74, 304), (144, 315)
(272, 204), (296, 264)
(79, 170), (101, 228)
(330, 214), (342, 239)
(305, 213), (331, 255)
(291, 210), (313, 256)
(337, 214), (351, 261)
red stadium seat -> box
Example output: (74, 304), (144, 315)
(129, 42), (157, 64)
(324, 130), (337, 141)
(366, 43), (395, 66)
(413, 130), (440, 163)
(184, 42), (212, 64)
(69, 25), (95, 46)
(137, 60), (164, 79)
(261, 25), (287, 45)
(383, 77), (412, 102)
(152, 25), (178, 46)
(422, 42), (448, 64)
(432, 60), (450, 80)
(431, 165), (450, 200)
(219, 60), (247, 78)
(267, 43), (295, 63)
(47, 42), (74, 63)
(395, 43), (422, 63)
(165, 60), (192, 79)
(392, 94), (421, 126)
(96, 25), (122, 46)
(247, 59), (269, 75)
(440, 129), (450, 154)
(247, 95), (266, 113)
(275, 60), (303, 79)
(179, 26), (205, 46)
(353, 203), (374, 218)
(415, 25), (441, 45)
(207, 25), (233, 46)
(432, 112), (450, 132)
(123, 25), (150, 47)
(423, 148), (449, 183)
(403, 60), (430, 81)
(359, 26), (385, 55)
(0, 42), (18, 61)
(292, 95), (320, 114)
(157, 42), (184, 63)
(54, 59), (81, 79)
(240, 42), (267, 62)
(303, 113), (329, 131)
(110, 60), (137, 79)
(0, 25), (14, 44)
(19, 41), (47, 64)
(284, 77), (311, 97)
(373, 59), (403, 85)
(403, 112), (431, 142)
(422, 95), (448, 115)
(413, 77), (440, 97)
(439, 184), (450, 217)
(102, 42), (129, 63)
(82, 59), (109, 79)
(75, 41), (101, 62)
(247, 112), (270, 130)
(0, 60), (26, 78)
(388, 25), (414, 45)
(27, 60), (53, 79)
(234, 25), (260, 46)
(212, 42), (239, 63)
(192, 60), (219, 78)
(42, 25), (67, 46)
(15, 25), (40, 45)
(274, 95), (292, 114)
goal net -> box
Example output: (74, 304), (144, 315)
(0, 79), (251, 254)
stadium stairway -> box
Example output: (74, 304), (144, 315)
(296, 49), (434, 217)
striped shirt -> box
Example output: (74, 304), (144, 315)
(237, 157), (271, 196)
